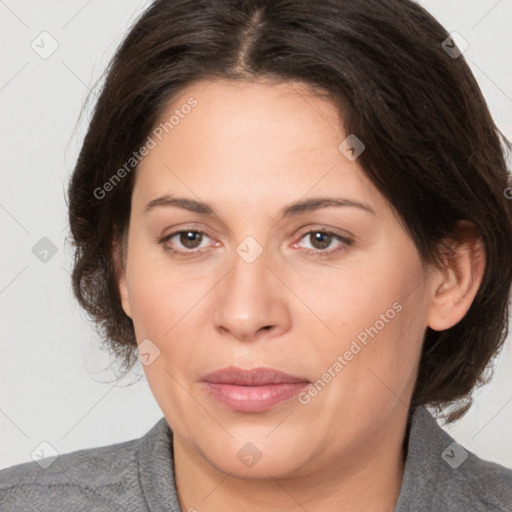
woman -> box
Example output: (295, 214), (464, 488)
(1, 0), (511, 510)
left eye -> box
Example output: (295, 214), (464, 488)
(295, 230), (350, 253)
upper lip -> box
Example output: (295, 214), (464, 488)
(203, 366), (309, 386)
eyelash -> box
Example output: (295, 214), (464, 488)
(159, 228), (353, 258)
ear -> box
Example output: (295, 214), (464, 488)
(112, 234), (133, 319)
(427, 220), (486, 332)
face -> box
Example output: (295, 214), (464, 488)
(116, 78), (438, 479)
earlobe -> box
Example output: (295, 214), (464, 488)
(117, 267), (133, 319)
(427, 222), (486, 332)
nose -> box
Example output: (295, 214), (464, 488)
(212, 244), (291, 342)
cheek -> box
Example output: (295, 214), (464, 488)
(126, 247), (202, 340)
(313, 250), (427, 391)
(315, 262), (403, 340)
(127, 276), (171, 341)
(125, 262), (202, 411)
(124, 249), (215, 390)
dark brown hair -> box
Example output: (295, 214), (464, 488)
(68, 0), (512, 422)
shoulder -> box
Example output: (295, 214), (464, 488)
(445, 450), (512, 510)
(398, 406), (512, 512)
(438, 438), (512, 510)
(0, 418), (168, 512)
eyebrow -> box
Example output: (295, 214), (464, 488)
(144, 195), (376, 217)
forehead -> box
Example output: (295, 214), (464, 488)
(132, 78), (386, 215)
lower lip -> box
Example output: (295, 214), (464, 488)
(203, 382), (309, 412)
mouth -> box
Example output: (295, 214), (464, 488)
(201, 366), (310, 412)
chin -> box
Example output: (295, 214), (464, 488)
(189, 432), (314, 480)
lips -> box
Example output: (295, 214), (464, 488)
(203, 366), (309, 386)
(201, 366), (310, 412)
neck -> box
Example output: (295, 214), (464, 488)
(173, 407), (409, 512)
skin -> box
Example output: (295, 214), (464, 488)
(115, 78), (485, 512)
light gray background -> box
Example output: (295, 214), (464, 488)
(1, 0), (511, 470)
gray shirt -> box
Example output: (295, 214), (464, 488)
(1, 406), (511, 511)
